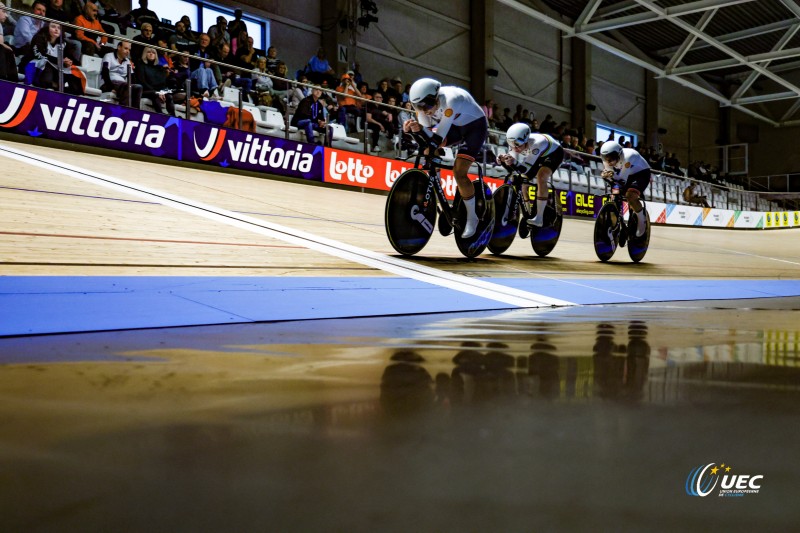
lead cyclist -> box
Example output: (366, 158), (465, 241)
(403, 78), (488, 239)
(599, 141), (651, 237)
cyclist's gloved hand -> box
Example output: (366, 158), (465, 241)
(426, 133), (444, 153)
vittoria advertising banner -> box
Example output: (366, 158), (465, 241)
(0, 81), (322, 181)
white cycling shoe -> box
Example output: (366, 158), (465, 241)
(461, 196), (479, 239)
(526, 215), (544, 228)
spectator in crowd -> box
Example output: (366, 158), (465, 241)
(288, 74), (309, 109)
(335, 72), (361, 133)
(136, 46), (174, 115)
(207, 16), (230, 48)
(482, 98), (494, 125)
(26, 22), (84, 95)
(664, 152), (682, 175)
(264, 45), (280, 73)
(392, 78), (406, 103)
(569, 134), (583, 153)
(305, 47), (335, 86)
(74, 1), (108, 57)
(375, 78), (392, 100)
(101, 40), (142, 108)
(13, 0), (47, 55)
(234, 32), (256, 72)
(397, 100), (418, 157)
(683, 181), (711, 208)
(131, 22), (157, 63)
(155, 37), (171, 68)
(540, 114), (556, 134)
(291, 85), (328, 144)
(126, 0), (158, 30)
(318, 78), (338, 121)
(190, 33), (217, 98)
(169, 53), (191, 94)
(227, 9), (246, 49)
(178, 15), (197, 41)
(1, 0), (15, 29)
(169, 20), (197, 53)
(0, 6), (18, 82)
(269, 61), (292, 112)
(46, 0), (82, 61)
(213, 42), (252, 102)
(253, 56), (273, 105)
(365, 91), (396, 152)
(350, 62), (364, 86)
(584, 138), (596, 155)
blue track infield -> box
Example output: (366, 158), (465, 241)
(2, 276), (799, 336)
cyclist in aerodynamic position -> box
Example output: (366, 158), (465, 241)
(402, 77), (488, 238)
(496, 122), (564, 228)
(599, 140), (651, 237)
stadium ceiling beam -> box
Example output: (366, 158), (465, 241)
(495, 0), (781, 127)
(634, 0), (800, 99)
(575, 0), (604, 27)
(575, 0), (754, 35)
(666, 46), (800, 76)
(665, 9), (717, 71)
(731, 23), (800, 101)
(655, 19), (799, 57)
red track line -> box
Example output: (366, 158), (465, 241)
(0, 231), (304, 249)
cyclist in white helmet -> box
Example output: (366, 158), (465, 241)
(497, 122), (564, 228)
(403, 77), (488, 239)
(599, 140), (651, 237)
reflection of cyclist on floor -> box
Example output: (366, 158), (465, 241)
(403, 78), (488, 238)
(496, 122), (564, 228)
(599, 141), (651, 237)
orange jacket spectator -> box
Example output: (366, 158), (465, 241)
(223, 106), (256, 132)
(74, 14), (108, 49)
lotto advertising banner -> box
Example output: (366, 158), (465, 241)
(323, 148), (505, 199)
(0, 80), (322, 181)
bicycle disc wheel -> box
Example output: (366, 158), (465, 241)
(488, 184), (519, 255)
(385, 169), (437, 256)
(594, 203), (618, 262)
(454, 180), (495, 258)
(627, 209), (651, 263)
(530, 205), (562, 257)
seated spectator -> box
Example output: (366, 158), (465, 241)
(291, 85), (328, 145)
(25, 22), (84, 95)
(584, 138), (596, 155)
(375, 78), (393, 100)
(47, 0), (82, 61)
(398, 101), (418, 156)
(168, 20), (196, 54)
(136, 46), (174, 116)
(227, 9), (246, 48)
(190, 33), (217, 97)
(126, 0), (159, 30)
(305, 47), (335, 86)
(252, 56), (273, 105)
(178, 15), (197, 41)
(13, 0), (47, 56)
(664, 152), (682, 175)
(168, 53), (191, 95)
(264, 46), (280, 74)
(336, 73), (361, 133)
(131, 21), (157, 63)
(213, 42), (252, 102)
(683, 182), (711, 208)
(288, 75), (309, 109)
(365, 92), (396, 152)
(0, 6), (18, 82)
(269, 61), (292, 113)
(207, 16), (230, 49)
(234, 32), (257, 73)
(74, 1), (108, 57)
(101, 41), (142, 108)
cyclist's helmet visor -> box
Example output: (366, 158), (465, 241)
(413, 94), (438, 112)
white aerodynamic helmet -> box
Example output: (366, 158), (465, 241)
(409, 77), (441, 111)
(506, 122), (531, 150)
(600, 140), (624, 165)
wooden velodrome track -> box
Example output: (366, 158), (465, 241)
(2, 138), (800, 530)
(1, 137), (798, 282)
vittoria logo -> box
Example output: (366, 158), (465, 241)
(0, 87), (38, 128)
(193, 129), (313, 172)
(194, 127), (227, 161)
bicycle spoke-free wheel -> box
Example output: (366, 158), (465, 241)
(594, 203), (619, 262)
(530, 204), (562, 257)
(626, 209), (651, 263)
(453, 180), (495, 258)
(385, 169), (437, 256)
(488, 184), (519, 255)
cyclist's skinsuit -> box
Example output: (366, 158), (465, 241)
(603, 147), (651, 194)
(416, 86), (487, 160)
(511, 133), (564, 176)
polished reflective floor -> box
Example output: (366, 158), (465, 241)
(1, 298), (798, 531)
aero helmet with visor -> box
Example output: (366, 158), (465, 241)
(409, 78), (441, 112)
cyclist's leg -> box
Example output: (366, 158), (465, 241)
(448, 120), (487, 238)
(529, 147), (564, 226)
(624, 168), (651, 236)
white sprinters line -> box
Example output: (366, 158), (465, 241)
(0, 143), (575, 308)
(723, 249), (800, 267)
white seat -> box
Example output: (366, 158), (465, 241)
(125, 27), (141, 39)
(329, 123), (359, 145)
(573, 171), (590, 193)
(80, 55), (103, 90)
(589, 175), (605, 195)
(553, 168), (571, 190)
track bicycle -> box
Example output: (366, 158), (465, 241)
(593, 189), (651, 263)
(488, 163), (563, 257)
(385, 133), (495, 258)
